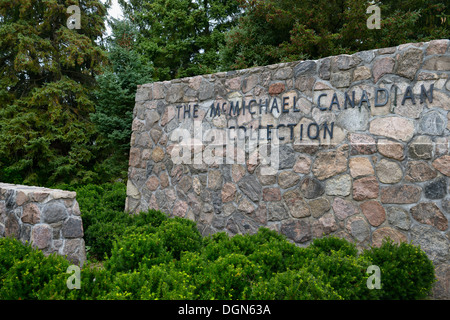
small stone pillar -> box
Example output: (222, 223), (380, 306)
(0, 183), (86, 266)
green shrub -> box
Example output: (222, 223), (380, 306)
(37, 263), (114, 300)
(361, 239), (436, 300)
(83, 219), (129, 260)
(156, 217), (203, 260)
(84, 209), (169, 261)
(100, 270), (148, 300)
(309, 236), (358, 257)
(0, 196), (437, 301)
(130, 209), (168, 228)
(139, 265), (197, 300)
(105, 232), (172, 273)
(201, 229), (279, 262)
(198, 253), (262, 300)
(99, 262), (197, 300)
(247, 239), (310, 279)
(61, 182), (131, 260)
(201, 232), (240, 261)
(245, 269), (342, 300)
(303, 251), (373, 300)
(0, 237), (34, 282)
(0, 247), (70, 300)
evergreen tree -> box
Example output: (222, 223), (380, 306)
(220, 0), (450, 70)
(118, 0), (242, 80)
(0, 0), (109, 186)
(91, 19), (155, 180)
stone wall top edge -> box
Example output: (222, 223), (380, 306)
(136, 39), (449, 89)
(0, 182), (76, 197)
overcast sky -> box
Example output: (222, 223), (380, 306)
(108, 0), (124, 20)
(105, 0), (124, 35)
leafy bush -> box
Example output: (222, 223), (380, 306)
(308, 236), (359, 257)
(105, 232), (172, 273)
(0, 206), (437, 301)
(58, 182), (130, 260)
(199, 253), (262, 300)
(155, 217), (203, 260)
(0, 242), (70, 300)
(37, 263), (114, 300)
(0, 237), (34, 282)
(102, 264), (197, 300)
(139, 265), (197, 300)
(303, 251), (373, 300)
(82, 220), (130, 260)
(131, 209), (168, 228)
(361, 239), (436, 300)
(245, 269), (342, 300)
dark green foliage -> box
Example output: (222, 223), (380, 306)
(105, 231), (172, 273)
(200, 253), (261, 300)
(102, 263), (196, 300)
(221, 0), (450, 70)
(155, 217), (203, 260)
(245, 269), (342, 300)
(0, 227), (436, 300)
(0, 0), (109, 186)
(308, 236), (359, 257)
(37, 262), (114, 300)
(91, 20), (155, 180)
(0, 240), (70, 300)
(119, 0), (241, 79)
(0, 237), (34, 282)
(0, 184), (437, 300)
(361, 239), (436, 300)
(68, 183), (130, 259)
(303, 251), (373, 300)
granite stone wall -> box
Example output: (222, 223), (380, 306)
(0, 183), (86, 266)
(127, 40), (450, 298)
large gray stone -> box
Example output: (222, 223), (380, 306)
(375, 159), (403, 184)
(42, 202), (69, 224)
(432, 264), (450, 300)
(346, 216), (370, 242)
(280, 219), (312, 243)
(277, 145), (296, 169)
(318, 58), (331, 80)
(411, 224), (450, 264)
(300, 177), (325, 199)
(330, 71), (352, 88)
(395, 48), (423, 80)
(62, 216), (84, 239)
(294, 61), (317, 77)
(410, 202), (448, 231)
(335, 55), (361, 70)
(199, 81), (215, 100)
(229, 212), (261, 235)
(63, 238), (86, 266)
(237, 175), (262, 202)
(443, 198), (450, 213)
(408, 135), (433, 160)
(267, 202), (289, 221)
(337, 107), (370, 131)
(325, 174), (352, 196)
(419, 111), (447, 135)
(425, 177), (447, 200)
(312, 213), (338, 238)
(5, 214), (20, 239)
(387, 207), (411, 231)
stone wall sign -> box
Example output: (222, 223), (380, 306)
(128, 40), (450, 298)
